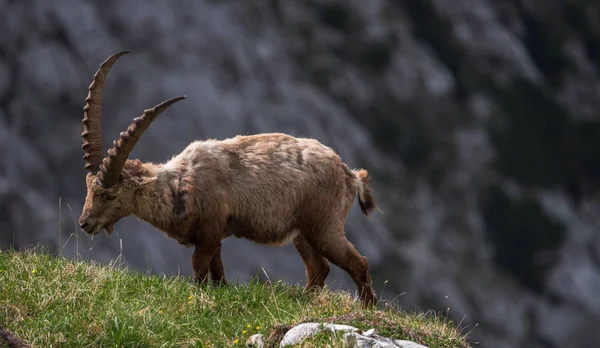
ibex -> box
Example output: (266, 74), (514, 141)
(78, 51), (379, 306)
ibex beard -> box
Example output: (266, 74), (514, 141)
(78, 51), (379, 307)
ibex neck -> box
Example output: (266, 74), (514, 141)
(132, 162), (180, 233)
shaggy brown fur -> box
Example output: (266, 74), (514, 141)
(78, 52), (379, 307)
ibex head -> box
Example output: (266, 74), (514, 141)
(78, 51), (185, 235)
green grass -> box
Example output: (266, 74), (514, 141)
(0, 248), (471, 347)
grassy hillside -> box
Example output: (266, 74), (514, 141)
(0, 249), (471, 347)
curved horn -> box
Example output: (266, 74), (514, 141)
(82, 50), (130, 173)
(97, 96), (186, 187)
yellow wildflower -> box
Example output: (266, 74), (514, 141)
(234, 339), (239, 344)
(247, 324), (251, 328)
(159, 310), (163, 314)
(188, 295), (193, 300)
(256, 326), (261, 330)
(31, 269), (37, 274)
(242, 330), (247, 334)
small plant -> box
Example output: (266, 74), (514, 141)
(109, 316), (129, 346)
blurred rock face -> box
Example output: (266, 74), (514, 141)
(1, 0), (600, 347)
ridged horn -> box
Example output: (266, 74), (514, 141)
(82, 50), (130, 173)
(96, 96), (186, 188)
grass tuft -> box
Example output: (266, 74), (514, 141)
(0, 248), (470, 347)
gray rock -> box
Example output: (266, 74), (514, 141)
(280, 323), (360, 346)
(393, 340), (428, 348)
(279, 323), (426, 348)
(343, 331), (428, 348)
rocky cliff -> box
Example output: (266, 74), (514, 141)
(2, 0), (600, 347)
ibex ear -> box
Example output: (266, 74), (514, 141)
(134, 176), (158, 187)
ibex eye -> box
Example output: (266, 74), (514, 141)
(106, 195), (116, 201)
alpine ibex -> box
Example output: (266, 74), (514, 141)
(78, 51), (379, 306)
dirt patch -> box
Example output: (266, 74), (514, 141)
(0, 325), (29, 348)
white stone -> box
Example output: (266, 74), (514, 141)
(246, 333), (264, 348)
(278, 322), (427, 348)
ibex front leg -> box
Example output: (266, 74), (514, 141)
(191, 246), (213, 286)
(209, 242), (227, 286)
(191, 239), (222, 286)
(191, 222), (226, 286)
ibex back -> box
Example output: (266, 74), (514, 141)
(78, 51), (379, 307)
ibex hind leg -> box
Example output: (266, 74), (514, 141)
(306, 228), (377, 308)
(293, 234), (330, 291)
